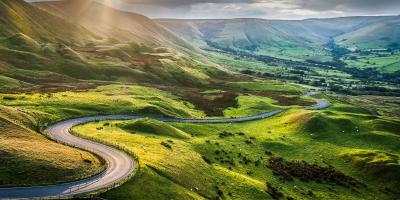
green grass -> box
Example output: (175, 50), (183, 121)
(72, 94), (400, 200)
(343, 51), (400, 73)
(209, 53), (279, 73)
(0, 84), (207, 187)
(257, 45), (333, 62)
(223, 95), (279, 117)
(226, 80), (306, 95)
(0, 105), (104, 187)
(0, 81), (315, 188)
(0, 85), (205, 123)
(222, 94), (313, 118)
(0, 75), (32, 90)
(118, 119), (191, 139)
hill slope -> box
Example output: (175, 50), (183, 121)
(158, 16), (400, 59)
(33, 0), (197, 53)
(0, 0), (230, 91)
(336, 17), (400, 49)
(0, 0), (95, 45)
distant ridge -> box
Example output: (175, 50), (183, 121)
(33, 0), (199, 53)
(158, 15), (400, 51)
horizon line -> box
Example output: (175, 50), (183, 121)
(154, 14), (400, 21)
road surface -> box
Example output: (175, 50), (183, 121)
(0, 93), (329, 199)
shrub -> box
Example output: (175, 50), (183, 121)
(267, 157), (360, 187)
(160, 141), (172, 149)
(266, 182), (283, 199)
(202, 156), (212, 164)
(2, 96), (16, 100)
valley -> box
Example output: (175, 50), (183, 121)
(0, 0), (399, 200)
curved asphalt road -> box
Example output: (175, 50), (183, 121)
(0, 93), (329, 199)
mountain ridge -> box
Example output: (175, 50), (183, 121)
(33, 0), (199, 54)
(157, 16), (400, 52)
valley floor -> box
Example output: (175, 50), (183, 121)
(0, 83), (399, 200)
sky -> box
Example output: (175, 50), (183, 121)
(29, 0), (400, 19)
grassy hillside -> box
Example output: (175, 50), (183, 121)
(159, 16), (400, 81)
(158, 16), (400, 96)
(158, 18), (332, 61)
(0, 82), (315, 187)
(0, 84), (211, 186)
(158, 16), (399, 61)
(0, 0), (233, 92)
(0, 85), (206, 121)
(0, 0), (95, 44)
(336, 17), (400, 49)
(0, 105), (104, 187)
(33, 0), (198, 54)
(0, 2), (398, 199)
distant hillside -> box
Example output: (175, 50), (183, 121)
(158, 18), (327, 50)
(158, 16), (400, 56)
(336, 17), (400, 49)
(33, 0), (198, 53)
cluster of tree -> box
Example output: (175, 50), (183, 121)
(328, 84), (400, 96)
(326, 39), (350, 61)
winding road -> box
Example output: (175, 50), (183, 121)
(0, 93), (329, 200)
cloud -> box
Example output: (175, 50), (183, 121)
(294, 0), (400, 12)
(29, 0), (400, 19)
(119, 0), (259, 7)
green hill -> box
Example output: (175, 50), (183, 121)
(33, 0), (198, 54)
(159, 16), (399, 50)
(0, 0), (231, 92)
(336, 17), (400, 49)
(158, 18), (327, 52)
(0, 0), (95, 44)
(158, 16), (400, 60)
(119, 119), (191, 139)
(0, 105), (104, 187)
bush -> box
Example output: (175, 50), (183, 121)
(160, 141), (172, 149)
(202, 156), (212, 164)
(266, 182), (283, 199)
(266, 157), (360, 187)
(2, 96), (16, 100)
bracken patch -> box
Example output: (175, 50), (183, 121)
(267, 157), (361, 188)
